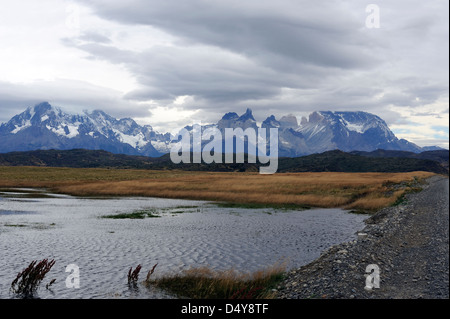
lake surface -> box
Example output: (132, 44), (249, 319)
(0, 189), (367, 299)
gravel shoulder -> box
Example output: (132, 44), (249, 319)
(277, 175), (449, 299)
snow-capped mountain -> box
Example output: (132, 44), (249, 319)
(217, 108), (258, 131)
(261, 114), (309, 157)
(175, 109), (425, 157)
(0, 102), (168, 156)
(0, 102), (436, 157)
(293, 111), (423, 155)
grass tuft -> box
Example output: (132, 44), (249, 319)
(147, 263), (286, 299)
(103, 209), (160, 219)
(127, 264), (142, 286)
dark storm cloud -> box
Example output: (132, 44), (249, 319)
(78, 0), (375, 69)
(69, 0), (383, 110)
(67, 39), (339, 111)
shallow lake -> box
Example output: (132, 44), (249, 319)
(0, 189), (367, 299)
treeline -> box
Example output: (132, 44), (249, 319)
(0, 148), (448, 174)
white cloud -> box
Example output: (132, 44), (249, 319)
(133, 97), (201, 133)
(389, 97), (449, 148)
(0, 0), (137, 92)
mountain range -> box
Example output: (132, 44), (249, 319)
(0, 102), (444, 157)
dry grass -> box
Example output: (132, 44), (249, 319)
(147, 263), (286, 299)
(0, 167), (435, 211)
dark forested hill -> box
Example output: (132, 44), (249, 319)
(0, 148), (448, 174)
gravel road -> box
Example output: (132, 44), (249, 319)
(277, 175), (449, 299)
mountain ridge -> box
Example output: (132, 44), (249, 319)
(0, 102), (445, 157)
(0, 148), (447, 174)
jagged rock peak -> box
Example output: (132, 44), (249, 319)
(238, 108), (255, 121)
(262, 115), (280, 128)
(309, 111), (325, 123)
(221, 112), (239, 120)
(32, 101), (52, 112)
(279, 114), (298, 128)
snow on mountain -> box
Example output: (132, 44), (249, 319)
(0, 102), (164, 156)
(217, 108), (257, 131)
(0, 102), (433, 157)
(294, 111), (422, 154)
(262, 115), (308, 157)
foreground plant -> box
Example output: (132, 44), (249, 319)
(128, 263), (158, 288)
(11, 259), (56, 298)
(147, 263), (286, 299)
(127, 264), (142, 285)
(145, 263), (158, 282)
(103, 209), (160, 219)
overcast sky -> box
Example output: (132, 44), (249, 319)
(0, 0), (448, 148)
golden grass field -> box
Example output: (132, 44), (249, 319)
(0, 167), (436, 211)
